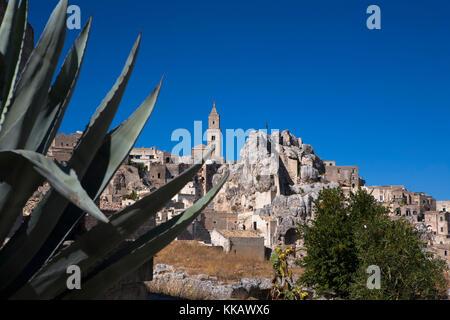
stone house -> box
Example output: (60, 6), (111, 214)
(239, 213), (277, 248)
(363, 185), (436, 221)
(210, 229), (265, 260)
(425, 211), (450, 245)
(429, 244), (450, 267)
(129, 147), (174, 169)
(324, 163), (360, 190)
(437, 201), (450, 213)
(47, 131), (83, 163)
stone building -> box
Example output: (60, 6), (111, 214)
(425, 211), (450, 245)
(129, 147), (174, 169)
(238, 212), (277, 248)
(437, 201), (450, 213)
(210, 229), (265, 260)
(362, 185), (436, 221)
(47, 131), (82, 163)
(206, 100), (224, 163)
(177, 211), (239, 243)
(429, 244), (450, 267)
(324, 162), (361, 191)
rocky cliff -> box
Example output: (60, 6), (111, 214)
(213, 130), (339, 244)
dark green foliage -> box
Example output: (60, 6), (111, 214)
(297, 187), (448, 300)
(349, 217), (448, 299)
(297, 188), (359, 297)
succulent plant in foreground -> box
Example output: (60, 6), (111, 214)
(0, 0), (228, 299)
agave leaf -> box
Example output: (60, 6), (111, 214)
(12, 148), (214, 300)
(0, 0), (27, 115)
(34, 17), (92, 154)
(63, 171), (229, 300)
(68, 32), (141, 176)
(0, 0), (19, 55)
(0, 52), (4, 100)
(0, 34), (142, 298)
(0, 149), (109, 297)
(10, 79), (163, 292)
(0, 0), (67, 148)
(0, 150), (108, 246)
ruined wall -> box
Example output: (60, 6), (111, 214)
(229, 237), (265, 260)
(438, 201), (450, 212)
(325, 165), (359, 188)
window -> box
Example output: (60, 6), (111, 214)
(440, 216), (443, 222)
(445, 251), (448, 256)
(396, 210), (401, 216)
(380, 195), (384, 201)
(406, 209), (411, 216)
(253, 222), (257, 231)
(413, 211), (417, 215)
(157, 173), (161, 179)
(212, 136), (215, 141)
(443, 207), (447, 212)
(441, 227), (444, 233)
(166, 157), (170, 163)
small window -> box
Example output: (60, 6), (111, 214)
(211, 135), (215, 141)
(440, 227), (444, 233)
(253, 222), (257, 231)
(406, 210), (411, 217)
(157, 173), (161, 179)
(413, 211), (417, 215)
(440, 216), (443, 222)
(445, 251), (448, 256)
(443, 207), (447, 212)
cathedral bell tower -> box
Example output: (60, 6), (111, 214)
(206, 100), (222, 161)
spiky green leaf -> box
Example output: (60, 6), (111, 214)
(0, 33), (141, 297)
(0, 0), (67, 148)
(12, 148), (214, 300)
(14, 78), (163, 290)
(34, 17), (92, 154)
(0, 0), (27, 114)
(64, 170), (229, 299)
(0, 149), (108, 297)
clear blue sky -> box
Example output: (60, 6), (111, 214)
(28, 0), (450, 200)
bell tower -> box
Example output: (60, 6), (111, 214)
(207, 100), (222, 161)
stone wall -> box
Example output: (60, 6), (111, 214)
(438, 201), (450, 212)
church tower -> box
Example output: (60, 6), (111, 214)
(206, 100), (222, 161)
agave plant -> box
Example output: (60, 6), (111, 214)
(0, 0), (228, 299)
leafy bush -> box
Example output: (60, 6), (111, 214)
(296, 187), (448, 299)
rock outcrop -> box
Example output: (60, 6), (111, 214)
(212, 130), (339, 245)
(146, 264), (271, 300)
(102, 164), (147, 202)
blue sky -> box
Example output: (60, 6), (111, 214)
(28, 0), (450, 200)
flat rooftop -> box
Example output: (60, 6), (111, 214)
(219, 230), (261, 238)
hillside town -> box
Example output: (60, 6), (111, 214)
(41, 102), (450, 268)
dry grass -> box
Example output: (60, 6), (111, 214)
(154, 240), (302, 283)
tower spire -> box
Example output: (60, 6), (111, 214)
(210, 98), (218, 115)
